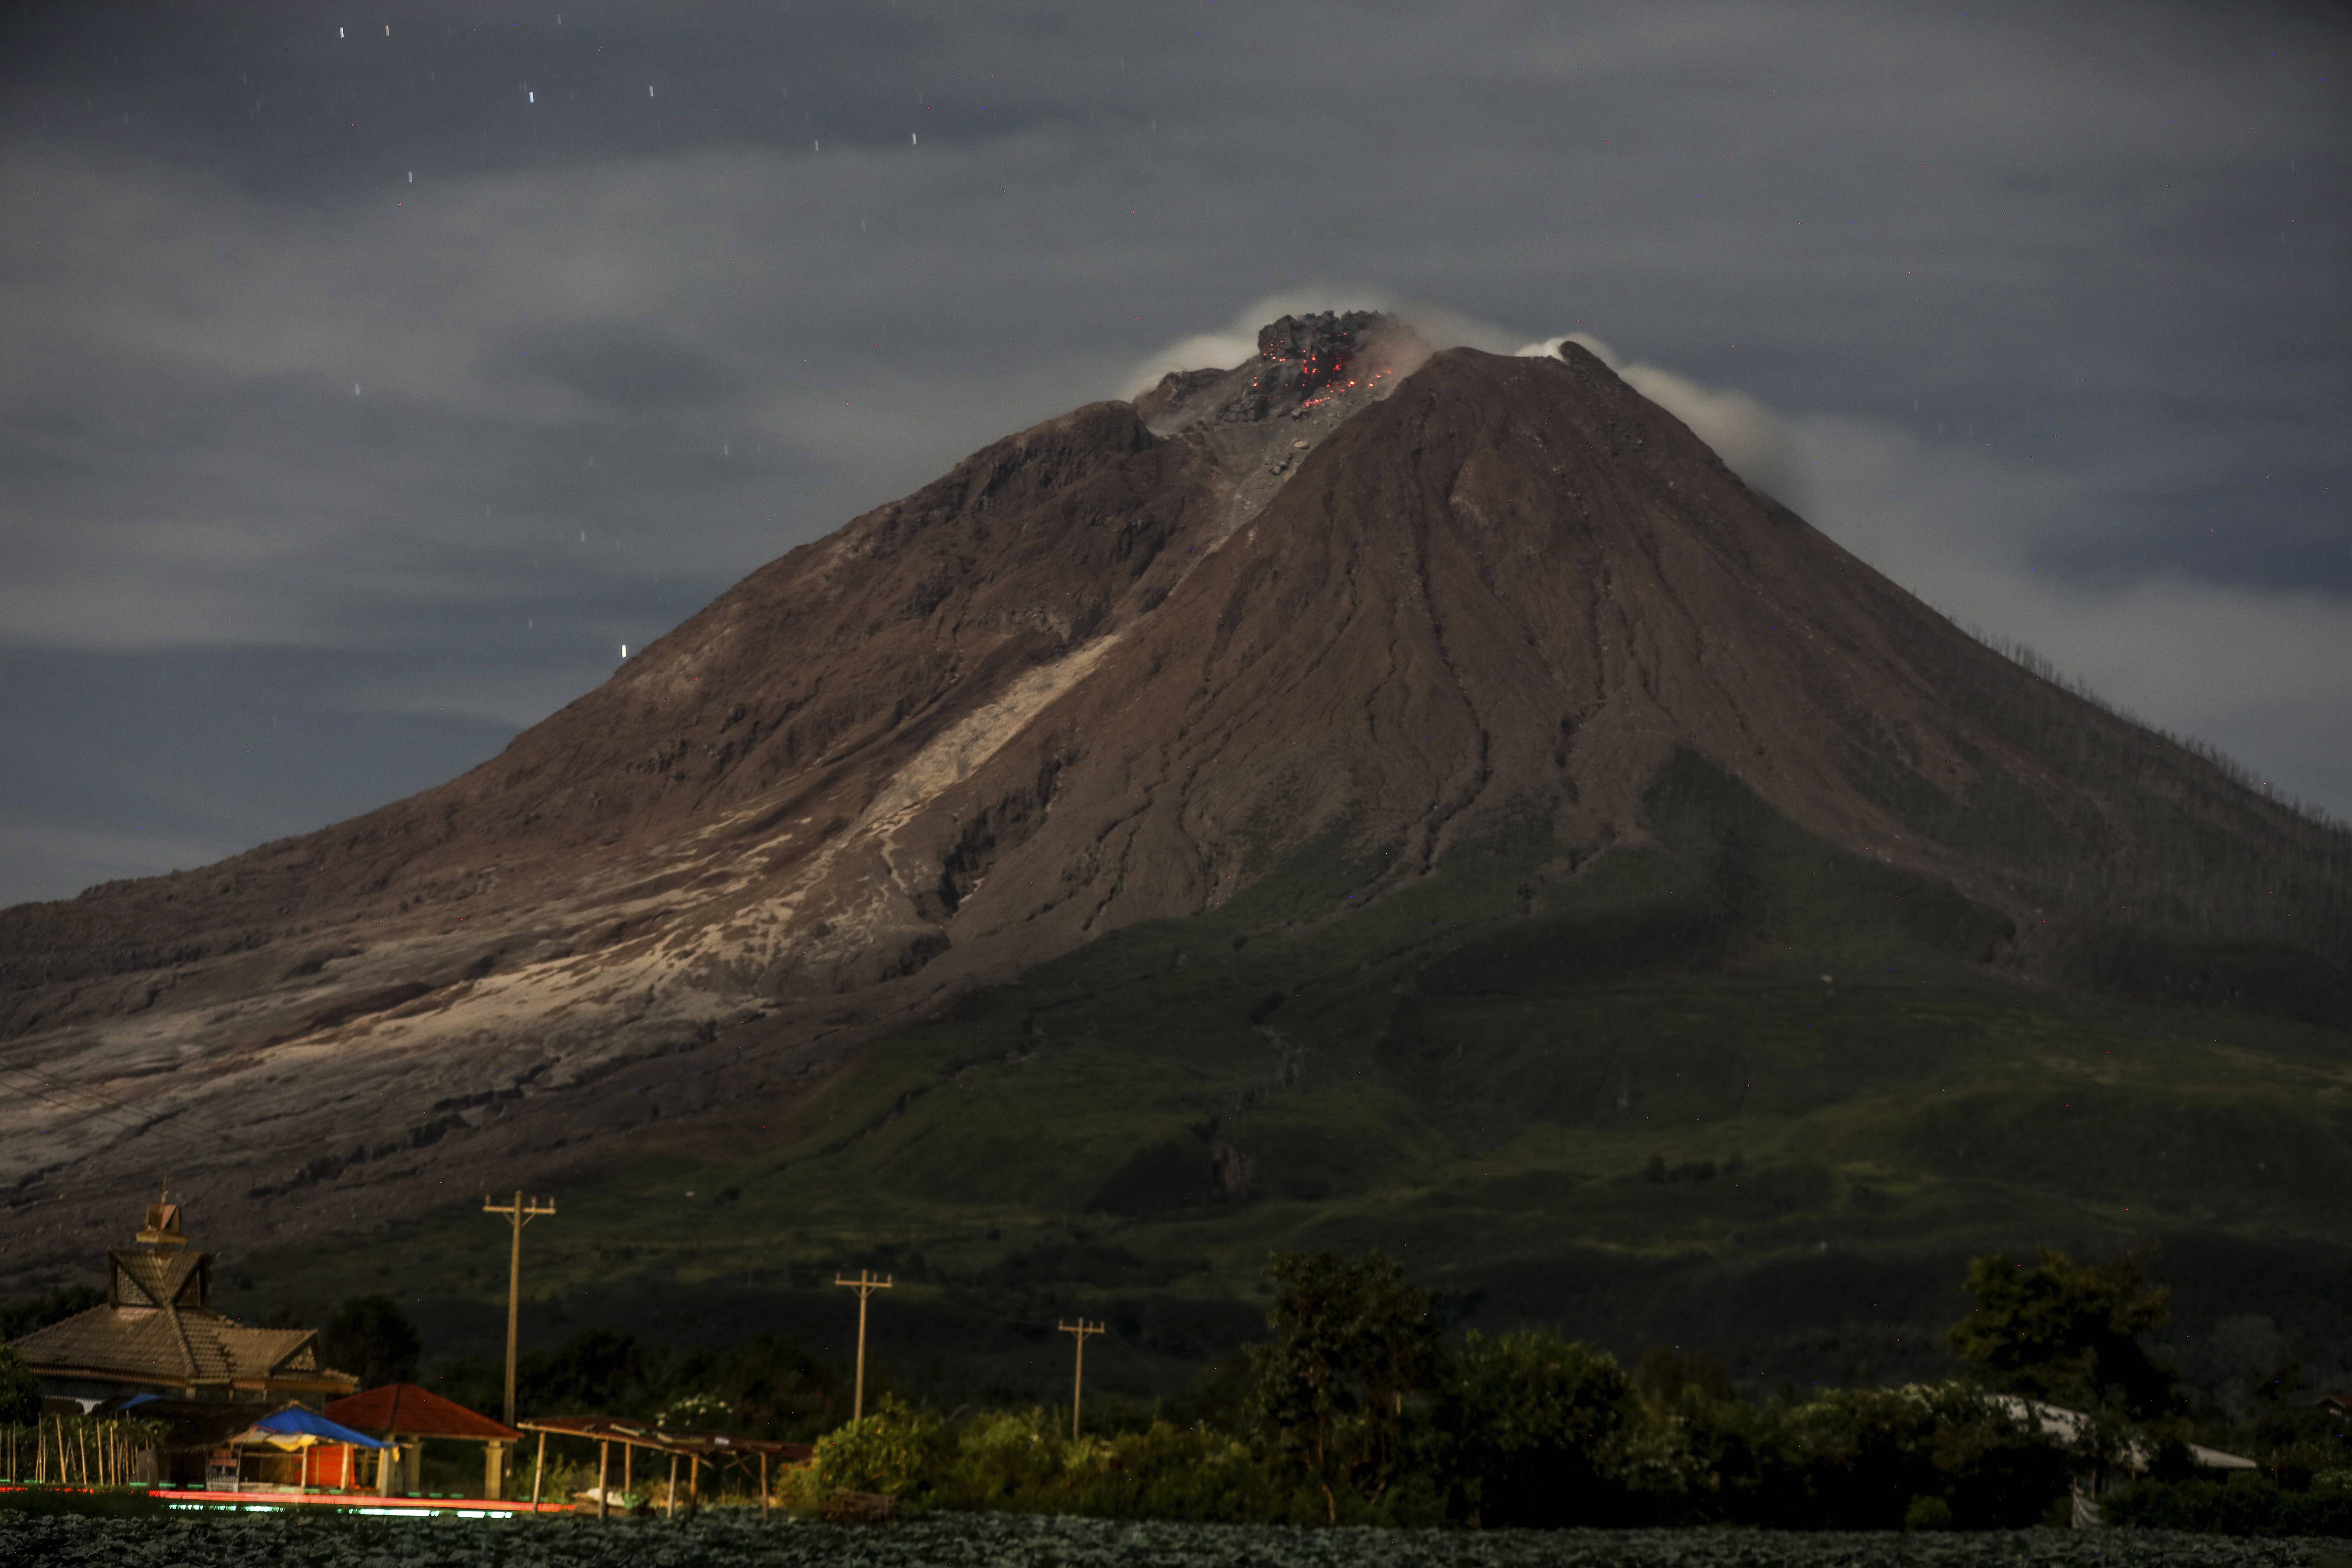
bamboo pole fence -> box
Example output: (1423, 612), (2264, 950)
(1, 1414), (171, 1485)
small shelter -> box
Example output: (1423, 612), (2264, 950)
(220, 1404), (387, 1493)
(326, 1382), (522, 1499)
(1987, 1394), (2256, 1526)
(517, 1415), (810, 1519)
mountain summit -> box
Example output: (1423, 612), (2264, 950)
(3, 313), (2345, 1301)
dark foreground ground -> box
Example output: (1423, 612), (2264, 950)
(0, 1512), (2342, 1568)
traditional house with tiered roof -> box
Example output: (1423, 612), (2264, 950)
(7, 1196), (356, 1408)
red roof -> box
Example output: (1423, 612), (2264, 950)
(325, 1383), (521, 1442)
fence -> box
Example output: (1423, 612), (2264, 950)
(0, 1414), (171, 1486)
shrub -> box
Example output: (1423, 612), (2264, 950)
(807, 1396), (951, 1499)
(1610, 1381), (2069, 1531)
(0, 1350), (38, 1427)
(936, 1408), (1064, 1509)
(1768, 1382), (2070, 1531)
(1905, 1493), (1955, 1531)
(2104, 1474), (2352, 1536)
(1430, 1329), (1632, 1527)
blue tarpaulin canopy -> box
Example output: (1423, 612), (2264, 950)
(230, 1406), (388, 1450)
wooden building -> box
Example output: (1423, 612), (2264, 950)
(4, 1197), (355, 1481)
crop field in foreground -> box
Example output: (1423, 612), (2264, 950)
(1, 1513), (2344, 1568)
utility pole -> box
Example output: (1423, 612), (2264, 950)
(483, 1191), (556, 1432)
(1059, 1318), (1106, 1441)
(834, 1271), (894, 1421)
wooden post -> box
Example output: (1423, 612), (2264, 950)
(596, 1439), (609, 1519)
(1058, 1318), (1107, 1440)
(482, 1191), (557, 1428)
(531, 1431), (546, 1506)
(690, 1452), (700, 1506)
(833, 1271), (895, 1421)
(666, 1451), (679, 1519)
(760, 1451), (770, 1517)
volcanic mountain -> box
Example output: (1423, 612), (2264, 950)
(5, 314), (2348, 1385)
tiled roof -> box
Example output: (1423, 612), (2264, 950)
(327, 1384), (521, 1442)
(110, 1247), (204, 1309)
(9, 1304), (354, 1393)
(8, 1208), (353, 1397)
(14, 1305), (201, 1384)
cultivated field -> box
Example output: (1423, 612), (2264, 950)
(0, 1512), (2337, 1567)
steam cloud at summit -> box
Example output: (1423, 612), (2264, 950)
(1121, 290), (1802, 507)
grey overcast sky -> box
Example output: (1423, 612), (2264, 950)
(1, 0), (2346, 909)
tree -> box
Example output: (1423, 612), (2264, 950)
(321, 1295), (423, 1387)
(521, 1328), (650, 1414)
(1435, 1329), (1633, 1526)
(702, 1332), (842, 1441)
(1633, 1345), (1733, 1407)
(0, 1285), (103, 1342)
(1948, 1247), (2177, 1419)
(0, 1346), (41, 1425)
(1244, 1250), (1442, 1505)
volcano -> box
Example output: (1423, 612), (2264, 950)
(5, 314), (2348, 1387)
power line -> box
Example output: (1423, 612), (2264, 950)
(0, 1071), (177, 1147)
(0, 1062), (275, 1161)
(0, 1063), (295, 1202)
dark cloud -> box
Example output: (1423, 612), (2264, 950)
(1, 0), (2345, 905)
(492, 326), (751, 415)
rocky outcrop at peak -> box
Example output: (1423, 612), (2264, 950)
(1136, 311), (1431, 434)
(1216, 310), (1405, 422)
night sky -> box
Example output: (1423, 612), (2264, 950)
(1, 1), (2345, 909)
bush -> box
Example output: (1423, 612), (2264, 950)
(806, 1396), (951, 1499)
(2104, 1474), (2352, 1536)
(782, 1405), (1365, 1525)
(1774, 1383), (2071, 1531)
(1904, 1493), (1955, 1531)
(1430, 1329), (1632, 1526)
(935, 1408), (1064, 1509)
(1044, 1421), (1306, 1522)
(0, 1350), (38, 1427)
(1608, 1381), (2070, 1531)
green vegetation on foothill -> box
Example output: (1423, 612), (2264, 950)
(13, 1247), (2352, 1539)
(294, 1249), (2352, 1537)
(472, 1247), (2328, 1535)
(211, 753), (2352, 1422)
